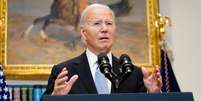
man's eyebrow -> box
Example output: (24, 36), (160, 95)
(105, 20), (113, 22)
(88, 19), (114, 22)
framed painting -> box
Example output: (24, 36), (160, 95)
(0, 0), (161, 80)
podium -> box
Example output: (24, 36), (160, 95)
(42, 92), (194, 101)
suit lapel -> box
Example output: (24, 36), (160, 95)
(75, 52), (97, 93)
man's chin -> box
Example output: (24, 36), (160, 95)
(98, 45), (111, 53)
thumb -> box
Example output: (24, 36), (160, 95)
(141, 67), (149, 79)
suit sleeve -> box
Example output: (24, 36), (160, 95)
(137, 68), (147, 92)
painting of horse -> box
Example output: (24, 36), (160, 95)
(8, 0), (148, 64)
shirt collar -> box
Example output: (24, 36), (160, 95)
(86, 48), (112, 69)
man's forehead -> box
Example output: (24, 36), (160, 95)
(86, 15), (113, 21)
(86, 8), (114, 20)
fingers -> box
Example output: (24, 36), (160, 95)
(143, 65), (162, 93)
(142, 65), (162, 84)
(57, 68), (68, 79)
(56, 75), (79, 91)
(141, 67), (149, 79)
(153, 65), (160, 74)
(55, 68), (68, 86)
(153, 65), (162, 87)
(67, 75), (79, 86)
(56, 76), (68, 85)
(66, 75), (79, 88)
(53, 67), (79, 95)
(142, 66), (161, 79)
(153, 65), (161, 79)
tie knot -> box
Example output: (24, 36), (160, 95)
(93, 61), (99, 70)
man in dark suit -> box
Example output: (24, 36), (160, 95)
(43, 3), (162, 95)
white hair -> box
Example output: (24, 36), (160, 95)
(79, 3), (115, 26)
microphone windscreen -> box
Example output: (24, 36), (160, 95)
(98, 53), (109, 65)
(120, 54), (132, 65)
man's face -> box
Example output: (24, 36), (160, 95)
(80, 8), (116, 54)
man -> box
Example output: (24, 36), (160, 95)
(43, 3), (162, 95)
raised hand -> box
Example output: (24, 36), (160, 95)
(52, 67), (78, 95)
(141, 65), (162, 93)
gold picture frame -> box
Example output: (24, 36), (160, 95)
(0, 0), (161, 80)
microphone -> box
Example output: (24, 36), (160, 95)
(98, 53), (112, 77)
(119, 54), (134, 76)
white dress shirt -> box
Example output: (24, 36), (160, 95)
(86, 49), (112, 93)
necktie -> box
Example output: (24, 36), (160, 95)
(94, 64), (109, 94)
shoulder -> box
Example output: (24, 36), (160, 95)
(51, 52), (86, 73)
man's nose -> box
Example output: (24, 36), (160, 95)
(100, 23), (108, 32)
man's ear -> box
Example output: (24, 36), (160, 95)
(80, 26), (87, 40)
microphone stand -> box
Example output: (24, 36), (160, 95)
(111, 73), (120, 93)
(109, 69), (132, 93)
(109, 71), (125, 93)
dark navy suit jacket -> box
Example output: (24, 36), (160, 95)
(43, 52), (146, 95)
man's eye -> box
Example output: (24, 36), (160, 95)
(107, 22), (113, 25)
(94, 22), (100, 25)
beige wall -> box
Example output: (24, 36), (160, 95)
(160, 0), (201, 101)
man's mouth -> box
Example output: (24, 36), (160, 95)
(99, 37), (109, 40)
